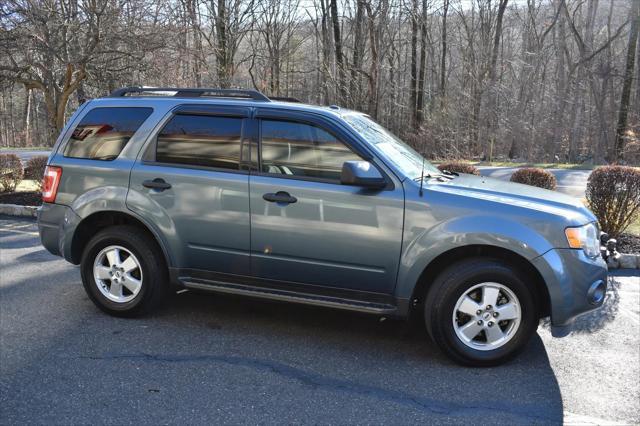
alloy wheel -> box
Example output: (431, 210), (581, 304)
(93, 245), (143, 303)
(452, 282), (521, 351)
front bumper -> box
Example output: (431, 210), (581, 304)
(37, 202), (81, 263)
(532, 248), (608, 337)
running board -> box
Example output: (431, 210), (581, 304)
(180, 278), (398, 315)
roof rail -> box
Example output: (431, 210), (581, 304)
(109, 87), (271, 102)
(269, 96), (301, 103)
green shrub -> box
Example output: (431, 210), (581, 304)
(437, 161), (480, 176)
(586, 165), (640, 238)
(0, 154), (24, 193)
(510, 167), (557, 190)
(24, 155), (49, 191)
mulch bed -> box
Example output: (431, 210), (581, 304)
(0, 191), (42, 206)
(617, 233), (640, 255)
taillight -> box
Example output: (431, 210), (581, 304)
(42, 166), (62, 203)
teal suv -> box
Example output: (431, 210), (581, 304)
(37, 87), (608, 366)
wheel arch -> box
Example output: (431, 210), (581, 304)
(70, 210), (172, 268)
(410, 245), (551, 319)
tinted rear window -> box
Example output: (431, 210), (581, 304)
(155, 115), (243, 170)
(64, 107), (153, 160)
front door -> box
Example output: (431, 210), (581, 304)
(127, 105), (251, 275)
(249, 111), (404, 295)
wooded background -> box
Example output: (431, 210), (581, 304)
(1, 0), (639, 164)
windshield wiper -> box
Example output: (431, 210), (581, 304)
(413, 174), (432, 181)
(440, 169), (459, 176)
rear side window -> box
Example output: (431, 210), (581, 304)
(64, 107), (153, 160)
(155, 115), (243, 170)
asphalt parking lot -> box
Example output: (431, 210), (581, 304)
(1, 216), (638, 425)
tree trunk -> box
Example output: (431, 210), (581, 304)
(440, 0), (449, 108)
(330, 0), (347, 103)
(350, 0), (365, 108)
(416, 0), (428, 126)
(614, 0), (640, 161)
(409, 0), (419, 128)
(215, 0), (230, 88)
(482, 0), (508, 159)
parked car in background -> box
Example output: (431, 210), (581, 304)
(37, 87), (607, 366)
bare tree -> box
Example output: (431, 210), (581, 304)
(0, 0), (636, 164)
(614, 0), (640, 161)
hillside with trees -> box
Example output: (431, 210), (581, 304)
(1, 0), (638, 164)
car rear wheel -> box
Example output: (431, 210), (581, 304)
(80, 225), (168, 317)
(424, 258), (538, 366)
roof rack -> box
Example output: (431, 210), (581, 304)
(269, 96), (301, 103)
(109, 87), (271, 102)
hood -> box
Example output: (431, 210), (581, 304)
(426, 173), (596, 225)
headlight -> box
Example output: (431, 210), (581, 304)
(565, 223), (600, 258)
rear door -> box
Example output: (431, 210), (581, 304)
(127, 105), (252, 275)
(248, 109), (405, 295)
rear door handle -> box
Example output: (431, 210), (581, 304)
(263, 191), (297, 204)
(142, 178), (172, 191)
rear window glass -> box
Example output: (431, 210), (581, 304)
(64, 107), (153, 160)
(155, 115), (243, 170)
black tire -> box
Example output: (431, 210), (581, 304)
(424, 258), (538, 367)
(80, 225), (168, 317)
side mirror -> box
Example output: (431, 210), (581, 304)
(340, 161), (386, 188)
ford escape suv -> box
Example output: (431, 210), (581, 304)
(37, 87), (608, 366)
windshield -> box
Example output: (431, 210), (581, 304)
(343, 113), (440, 179)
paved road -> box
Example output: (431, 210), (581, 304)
(1, 216), (639, 424)
(478, 167), (591, 198)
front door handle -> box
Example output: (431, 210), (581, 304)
(142, 178), (172, 191)
(263, 191), (297, 204)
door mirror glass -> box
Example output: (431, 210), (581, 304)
(340, 161), (386, 188)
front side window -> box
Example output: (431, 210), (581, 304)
(260, 120), (361, 181)
(156, 115), (243, 170)
(64, 107), (153, 160)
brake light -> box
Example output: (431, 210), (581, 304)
(42, 166), (62, 203)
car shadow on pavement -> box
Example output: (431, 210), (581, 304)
(540, 275), (622, 335)
(141, 290), (565, 423)
(1, 266), (565, 424)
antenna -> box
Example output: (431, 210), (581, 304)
(419, 156), (425, 197)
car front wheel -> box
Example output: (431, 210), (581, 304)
(425, 258), (538, 366)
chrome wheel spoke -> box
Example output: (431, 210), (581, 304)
(109, 280), (123, 297)
(106, 249), (121, 268)
(485, 324), (505, 344)
(495, 302), (518, 320)
(95, 266), (112, 280)
(122, 274), (142, 294)
(459, 320), (483, 341)
(481, 286), (500, 308)
(121, 256), (138, 274)
(458, 296), (481, 317)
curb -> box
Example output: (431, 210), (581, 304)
(0, 203), (38, 218)
(608, 253), (640, 270)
